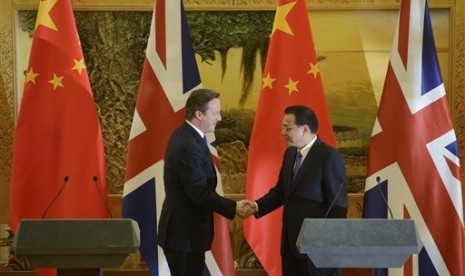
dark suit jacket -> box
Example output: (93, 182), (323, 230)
(158, 122), (236, 252)
(255, 137), (348, 256)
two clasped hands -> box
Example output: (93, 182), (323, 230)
(235, 199), (257, 218)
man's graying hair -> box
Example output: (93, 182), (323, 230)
(185, 88), (220, 120)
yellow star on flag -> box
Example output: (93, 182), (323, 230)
(48, 73), (64, 90)
(35, 0), (58, 31)
(72, 58), (86, 75)
(271, 1), (296, 36)
(285, 78), (299, 94)
(262, 73), (276, 89)
(25, 68), (39, 84)
(307, 62), (320, 78)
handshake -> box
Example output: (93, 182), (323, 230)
(235, 199), (257, 218)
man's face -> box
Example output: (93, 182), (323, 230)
(198, 98), (222, 133)
(281, 113), (306, 147)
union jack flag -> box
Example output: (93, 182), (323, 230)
(122, 1), (235, 275)
(363, 0), (465, 275)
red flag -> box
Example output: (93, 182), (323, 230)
(363, 0), (465, 275)
(122, 1), (235, 275)
(9, 0), (108, 234)
(244, 0), (335, 275)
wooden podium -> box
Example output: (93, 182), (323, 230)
(12, 219), (140, 276)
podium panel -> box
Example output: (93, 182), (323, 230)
(12, 219), (140, 269)
(296, 219), (422, 268)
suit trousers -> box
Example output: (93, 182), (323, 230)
(282, 252), (335, 276)
(163, 248), (205, 276)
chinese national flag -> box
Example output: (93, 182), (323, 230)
(10, 0), (108, 237)
(244, 0), (335, 275)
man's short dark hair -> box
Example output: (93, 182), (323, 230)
(284, 105), (318, 133)
(185, 88), (220, 120)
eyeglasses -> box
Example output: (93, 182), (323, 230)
(281, 125), (299, 132)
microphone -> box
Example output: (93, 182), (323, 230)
(92, 176), (112, 218)
(325, 181), (344, 218)
(376, 176), (393, 219)
(42, 176), (69, 219)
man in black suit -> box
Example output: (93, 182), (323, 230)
(249, 105), (348, 276)
(157, 88), (251, 276)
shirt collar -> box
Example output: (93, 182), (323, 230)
(298, 135), (317, 160)
(186, 120), (206, 138)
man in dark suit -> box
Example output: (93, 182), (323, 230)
(249, 105), (348, 276)
(158, 88), (250, 276)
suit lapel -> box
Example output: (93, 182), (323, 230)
(183, 123), (217, 185)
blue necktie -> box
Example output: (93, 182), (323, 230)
(203, 136), (213, 161)
(203, 136), (216, 181)
(292, 151), (302, 184)
(203, 136), (209, 148)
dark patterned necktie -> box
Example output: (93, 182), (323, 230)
(292, 151), (302, 185)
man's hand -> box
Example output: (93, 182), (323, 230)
(236, 199), (256, 218)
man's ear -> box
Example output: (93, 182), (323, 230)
(194, 110), (203, 120)
(303, 124), (311, 134)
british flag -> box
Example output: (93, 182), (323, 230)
(122, 1), (235, 275)
(362, 0), (465, 275)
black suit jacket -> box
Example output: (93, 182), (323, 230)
(255, 138), (348, 256)
(158, 122), (236, 252)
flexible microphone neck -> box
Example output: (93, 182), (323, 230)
(325, 181), (344, 218)
(42, 176), (69, 219)
(92, 176), (112, 218)
(376, 176), (393, 219)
